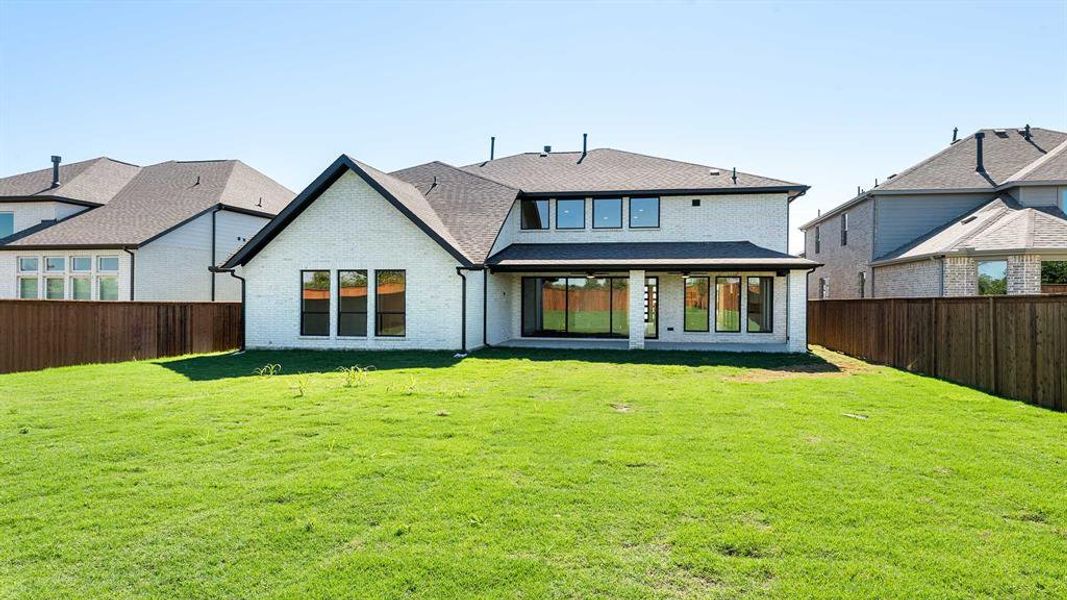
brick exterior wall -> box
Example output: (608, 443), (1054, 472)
(1007, 254), (1042, 295)
(943, 256), (977, 296)
(873, 259), (942, 297)
(803, 198), (874, 299)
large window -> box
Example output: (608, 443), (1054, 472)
(977, 260), (1007, 295)
(629, 197), (660, 228)
(376, 270), (406, 337)
(592, 198), (622, 229)
(0, 212), (13, 238)
(18, 277), (38, 299)
(97, 276), (119, 301)
(521, 276), (629, 338)
(300, 270), (330, 336)
(555, 198), (585, 229)
(520, 199), (549, 230)
(746, 277), (773, 333)
(683, 276), (710, 332)
(337, 270), (368, 337)
(715, 276), (741, 332)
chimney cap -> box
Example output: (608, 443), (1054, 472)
(51, 155), (62, 163)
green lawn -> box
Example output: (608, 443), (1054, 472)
(1, 348), (1065, 599)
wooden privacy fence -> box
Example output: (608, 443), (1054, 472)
(0, 300), (242, 374)
(808, 296), (1066, 411)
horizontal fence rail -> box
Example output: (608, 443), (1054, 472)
(808, 296), (1066, 411)
(0, 300), (242, 374)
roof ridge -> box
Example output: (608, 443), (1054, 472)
(874, 131), (981, 192)
(598, 147), (803, 187)
(951, 197), (1019, 250)
(423, 161), (520, 191)
(1004, 138), (1067, 183)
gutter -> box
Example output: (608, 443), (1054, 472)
(455, 267), (468, 353)
(122, 246), (136, 300)
(210, 266), (246, 351)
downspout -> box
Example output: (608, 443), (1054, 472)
(482, 268), (491, 348)
(122, 246), (136, 300)
(937, 255), (945, 296)
(210, 206), (222, 301)
(455, 267), (468, 353)
(210, 266), (246, 351)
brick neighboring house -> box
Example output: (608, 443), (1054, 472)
(800, 126), (1067, 299)
(221, 144), (817, 352)
(0, 156), (294, 302)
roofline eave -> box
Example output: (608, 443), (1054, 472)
(0, 195), (103, 208)
(517, 185), (808, 199)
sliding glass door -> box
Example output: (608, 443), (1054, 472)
(522, 276), (629, 338)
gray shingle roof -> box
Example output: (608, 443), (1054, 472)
(875, 127), (1067, 192)
(486, 241), (819, 270)
(873, 195), (1067, 264)
(461, 148), (806, 197)
(390, 162), (519, 262)
(4, 160), (294, 248)
(1005, 139), (1067, 184)
(0, 157), (141, 205)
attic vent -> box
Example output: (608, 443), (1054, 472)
(994, 129), (1008, 137)
(887, 173), (897, 179)
(540, 145), (551, 157)
(709, 169), (720, 176)
(961, 215), (978, 224)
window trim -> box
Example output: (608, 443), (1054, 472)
(519, 198), (550, 230)
(715, 276), (742, 333)
(336, 269), (369, 337)
(683, 275), (711, 332)
(299, 269), (331, 337)
(592, 197), (624, 229)
(628, 196), (660, 229)
(745, 276), (774, 334)
(554, 198), (586, 230)
(375, 269), (407, 338)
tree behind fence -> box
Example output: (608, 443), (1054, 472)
(0, 300), (242, 374)
(808, 296), (1066, 411)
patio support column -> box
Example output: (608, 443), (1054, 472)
(628, 269), (645, 349)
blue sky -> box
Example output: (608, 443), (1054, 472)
(1, 1), (1064, 251)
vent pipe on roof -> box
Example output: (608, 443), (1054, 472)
(974, 131), (986, 172)
(582, 133), (588, 157)
(731, 167), (737, 184)
(1023, 124), (1032, 141)
(490, 136), (495, 161)
(951, 127), (958, 144)
(50, 155), (61, 188)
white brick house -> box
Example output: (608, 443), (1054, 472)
(223, 147), (817, 353)
(0, 157), (293, 302)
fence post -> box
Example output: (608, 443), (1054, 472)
(989, 296), (997, 395)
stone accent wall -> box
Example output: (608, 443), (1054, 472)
(1007, 255), (1041, 295)
(873, 259), (942, 297)
(943, 256), (977, 296)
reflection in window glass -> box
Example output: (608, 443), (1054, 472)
(45, 257), (65, 272)
(593, 198), (622, 228)
(376, 270), (406, 336)
(684, 276), (710, 332)
(644, 277), (658, 338)
(555, 198), (585, 229)
(521, 277), (628, 337)
(45, 277), (64, 299)
(18, 277), (38, 299)
(19, 257), (38, 272)
(98, 256), (119, 272)
(98, 276), (119, 301)
(71, 277), (91, 300)
(337, 270), (368, 336)
(301, 270), (330, 336)
(977, 261), (1007, 295)
(0, 212), (12, 238)
(71, 257), (91, 272)
(520, 199), (549, 230)
(1041, 260), (1067, 284)
(629, 197), (660, 228)
(746, 277), (773, 333)
(716, 276), (741, 332)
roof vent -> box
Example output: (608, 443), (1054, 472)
(731, 167), (737, 184)
(887, 173), (897, 179)
(951, 127), (959, 144)
(961, 215), (977, 224)
(709, 169), (721, 176)
(1022, 124), (1032, 141)
(540, 145), (551, 157)
(50, 155), (62, 188)
(994, 129), (1008, 137)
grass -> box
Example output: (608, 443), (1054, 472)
(1, 347), (1065, 599)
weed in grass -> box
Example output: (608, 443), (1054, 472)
(254, 363), (282, 377)
(337, 364), (375, 388)
(435, 410), (450, 417)
(290, 374), (311, 398)
(403, 376), (417, 396)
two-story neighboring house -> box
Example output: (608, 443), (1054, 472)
(0, 156), (294, 302)
(220, 145), (817, 352)
(801, 126), (1067, 299)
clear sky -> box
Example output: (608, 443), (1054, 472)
(1, 1), (1064, 251)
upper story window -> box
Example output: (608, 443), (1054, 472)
(18, 257), (38, 272)
(555, 198), (585, 230)
(593, 198), (622, 229)
(520, 199), (549, 230)
(71, 256), (91, 272)
(0, 212), (12, 238)
(45, 257), (65, 272)
(841, 213), (849, 246)
(98, 256), (119, 272)
(629, 197), (660, 228)
(814, 226), (821, 254)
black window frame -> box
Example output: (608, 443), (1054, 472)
(300, 269), (331, 337)
(336, 269), (369, 337)
(628, 196), (660, 229)
(683, 275), (711, 332)
(520, 275), (632, 339)
(841, 213), (849, 246)
(592, 197), (623, 229)
(520, 199), (550, 230)
(644, 276), (659, 339)
(554, 198), (586, 230)
(814, 226), (821, 254)
(745, 276), (774, 334)
(715, 276), (742, 333)
(375, 269), (407, 337)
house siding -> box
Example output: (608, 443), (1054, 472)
(0, 200), (89, 236)
(240, 171), (467, 350)
(873, 193), (992, 258)
(213, 210), (270, 301)
(804, 198), (874, 299)
(1014, 185), (1065, 208)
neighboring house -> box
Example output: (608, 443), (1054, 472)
(0, 156), (294, 301)
(801, 126), (1067, 298)
(221, 145), (817, 352)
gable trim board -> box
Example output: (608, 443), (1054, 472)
(0, 195), (102, 208)
(223, 155), (475, 269)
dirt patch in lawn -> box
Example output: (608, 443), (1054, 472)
(723, 347), (874, 383)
